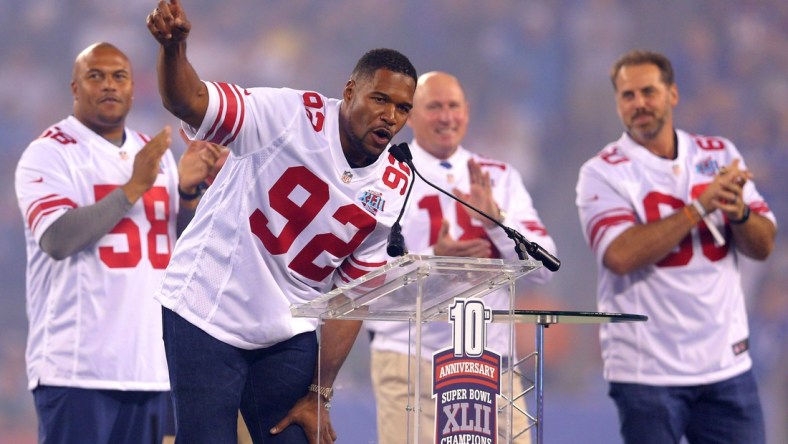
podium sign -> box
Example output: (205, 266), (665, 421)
(434, 299), (501, 444)
(292, 254), (541, 443)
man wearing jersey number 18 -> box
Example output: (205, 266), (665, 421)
(14, 42), (224, 444)
(147, 0), (417, 442)
(575, 49), (776, 444)
(366, 71), (556, 444)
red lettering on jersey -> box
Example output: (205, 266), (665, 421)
(40, 126), (77, 145)
(249, 166), (378, 283)
(599, 146), (629, 165)
(694, 135), (726, 151)
(644, 192), (693, 267)
(383, 154), (411, 195)
(418, 195), (443, 245)
(690, 184), (729, 261)
(94, 185), (172, 269)
(418, 194), (500, 258)
(643, 190), (728, 267)
(303, 92), (325, 132)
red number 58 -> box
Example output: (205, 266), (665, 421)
(94, 185), (171, 269)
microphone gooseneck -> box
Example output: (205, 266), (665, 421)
(386, 144), (415, 257)
(392, 143), (560, 272)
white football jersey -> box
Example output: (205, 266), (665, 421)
(15, 116), (178, 391)
(576, 130), (776, 386)
(156, 83), (412, 349)
(368, 141), (556, 357)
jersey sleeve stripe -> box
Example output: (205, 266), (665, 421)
(586, 210), (635, 251)
(750, 201), (770, 214)
(222, 84), (246, 146)
(137, 131), (151, 143)
(31, 208), (66, 232)
(338, 261), (368, 281)
(522, 220), (548, 236)
(346, 255), (387, 268)
(208, 82), (243, 145)
(204, 82), (226, 143)
(338, 254), (388, 282)
(210, 82), (236, 144)
(26, 195), (78, 231)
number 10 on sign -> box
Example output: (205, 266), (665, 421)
(448, 299), (492, 357)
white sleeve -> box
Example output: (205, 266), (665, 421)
(15, 140), (81, 243)
(575, 160), (638, 265)
(332, 231), (392, 288)
(183, 82), (302, 157)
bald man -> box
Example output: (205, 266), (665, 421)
(366, 72), (556, 443)
(15, 42), (223, 444)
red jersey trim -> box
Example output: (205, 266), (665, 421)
(205, 82), (225, 142)
(26, 194), (78, 232)
(207, 82), (245, 146)
(586, 208), (636, 251)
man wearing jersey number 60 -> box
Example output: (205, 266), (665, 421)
(14, 42), (224, 444)
(147, 1), (417, 442)
(575, 49), (776, 444)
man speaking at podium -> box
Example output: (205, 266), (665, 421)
(366, 71), (556, 444)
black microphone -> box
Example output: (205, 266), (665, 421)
(391, 143), (560, 272)
(386, 144), (415, 257)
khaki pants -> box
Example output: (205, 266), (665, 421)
(237, 412), (253, 444)
(371, 349), (532, 444)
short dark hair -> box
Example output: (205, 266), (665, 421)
(351, 48), (417, 84)
(610, 50), (674, 90)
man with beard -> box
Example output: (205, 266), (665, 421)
(575, 49), (776, 444)
(147, 1), (417, 442)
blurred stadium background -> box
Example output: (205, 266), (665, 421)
(0, 0), (785, 442)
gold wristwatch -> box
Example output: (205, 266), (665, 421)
(308, 384), (333, 409)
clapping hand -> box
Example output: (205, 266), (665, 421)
(177, 129), (228, 202)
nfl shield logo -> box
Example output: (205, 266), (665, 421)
(119, 151), (129, 161)
(341, 171), (353, 184)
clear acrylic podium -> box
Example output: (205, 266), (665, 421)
(291, 254), (542, 443)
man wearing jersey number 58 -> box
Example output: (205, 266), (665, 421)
(147, 0), (417, 442)
(14, 42), (224, 444)
(575, 49), (776, 444)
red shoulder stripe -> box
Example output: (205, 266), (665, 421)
(204, 82), (226, 143)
